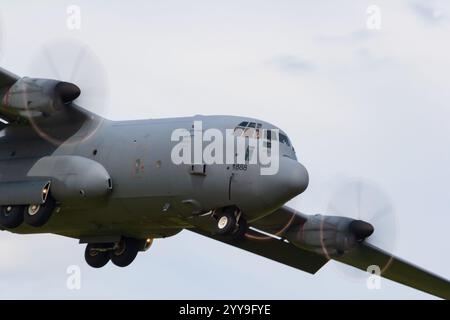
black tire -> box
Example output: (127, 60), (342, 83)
(24, 196), (56, 227)
(215, 210), (237, 235)
(85, 244), (110, 268)
(110, 238), (139, 267)
(0, 205), (25, 229)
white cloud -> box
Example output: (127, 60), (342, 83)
(410, 0), (447, 23)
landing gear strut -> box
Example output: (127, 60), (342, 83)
(214, 208), (248, 240)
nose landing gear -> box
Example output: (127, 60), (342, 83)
(216, 211), (237, 235)
(214, 208), (248, 240)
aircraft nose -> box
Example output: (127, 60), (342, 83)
(256, 157), (309, 210)
(287, 160), (309, 196)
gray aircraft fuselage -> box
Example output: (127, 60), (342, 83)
(0, 114), (308, 241)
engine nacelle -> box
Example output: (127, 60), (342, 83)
(284, 214), (374, 257)
(0, 77), (80, 118)
(27, 156), (112, 201)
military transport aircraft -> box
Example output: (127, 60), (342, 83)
(0, 66), (449, 299)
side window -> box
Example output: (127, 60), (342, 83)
(263, 129), (275, 149)
(245, 146), (255, 162)
(279, 133), (291, 147)
(265, 130), (272, 141)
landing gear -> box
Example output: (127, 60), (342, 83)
(85, 243), (110, 268)
(24, 196), (56, 227)
(84, 237), (151, 268)
(0, 205), (25, 229)
(216, 211), (237, 235)
(110, 238), (140, 267)
(0, 195), (56, 229)
(214, 208), (248, 240)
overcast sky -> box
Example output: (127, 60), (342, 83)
(1, 0), (449, 299)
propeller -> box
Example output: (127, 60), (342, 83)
(327, 178), (397, 280)
(26, 38), (110, 145)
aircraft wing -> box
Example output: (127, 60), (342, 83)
(252, 206), (450, 299)
(249, 205), (307, 235)
(190, 227), (329, 274)
(333, 242), (450, 299)
(191, 206), (450, 299)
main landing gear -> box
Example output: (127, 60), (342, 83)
(84, 237), (153, 268)
(214, 208), (248, 240)
(24, 197), (56, 227)
(0, 196), (56, 229)
(0, 205), (25, 229)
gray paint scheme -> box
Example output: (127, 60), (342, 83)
(0, 180), (50, 205)
(0, 68), (449, 299)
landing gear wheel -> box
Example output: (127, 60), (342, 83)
(85, 244), (110, 268)
(0, 205), (25, 229)
(110, 238), (139, 267)
(215, 211), (237, 235)
(24, 196), (56, 227)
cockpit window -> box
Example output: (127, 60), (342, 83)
(233, 121), (263, 138)
(233, 127), (244, 136)
(279, 133), (291, 147)
(244, 127), (256, 137)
